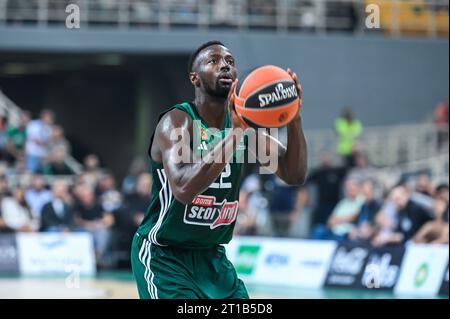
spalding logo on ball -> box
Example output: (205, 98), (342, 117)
(234, 65), (301, 128)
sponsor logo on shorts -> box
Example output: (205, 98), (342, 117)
(183, 195), (238, 229)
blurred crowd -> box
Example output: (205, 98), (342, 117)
(235, 104), (449, 248)
(236, 151), (449, 247)
(0, 108), (152, 269)
(0, 109), (73, 176)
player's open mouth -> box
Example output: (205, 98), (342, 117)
(219, 78), (233, 85)
(218, 73), (233, 85)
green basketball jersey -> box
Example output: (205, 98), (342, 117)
(137, 102), (246, 249)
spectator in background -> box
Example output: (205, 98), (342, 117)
(46, 125), (71, 165)
(74, 184), (114, 267)
(0, 175), (12, 232)
(42, 148), (74, 175)
(25, 109), (54, 173)
(312, 178), (364, 241)
(40, 179), (75, 232)
(121, 172), (152, 228)
(408, 173), (436, 214)
(0, 212), (8, 232)
(308, 152), (348, 234)
(235, 174), (270, 236)
(83, 153), (103, 186)
(121, 156), (149, 195)
(414, 197), (448, 244)
(6, 110), (31, 161)
(266, 174), (302, 237)
(373, 199), (399, 244)
(98, 172), (122, 213)
(348, 179), (381, 243)
(12, 155), (28, 175)
(347, 151), (378, 183)
(0, 174), (10, 199)
(414, 184), (449, 244)
(24, 174), (53, 219)
(415, 173), (433, 197)
(372, 185), (434, 247)
(113, 172), (152, 262)
(434, 99), (449, 150)
(434, 183), (449, 205)
(1, 187), (37, 232)
(0, 114), (15, 165)
(335, 107), (363, 168)
(0, 115), (7, 153)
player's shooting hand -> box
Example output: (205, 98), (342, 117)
(287, 68), (302, 122)
(228, 79), (249, 131)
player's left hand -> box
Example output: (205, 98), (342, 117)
(287, 68), (302, 122)
(228, 79), (249, 131)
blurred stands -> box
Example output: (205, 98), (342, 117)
(0, 0), (447, 37)
(306, 123), (449, 173)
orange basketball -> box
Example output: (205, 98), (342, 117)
(234, 65), (301, 128)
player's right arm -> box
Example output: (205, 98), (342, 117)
(155, 108), (244, 205)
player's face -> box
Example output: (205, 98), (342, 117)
(197, 45), (237, 98)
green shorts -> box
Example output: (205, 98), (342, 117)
(131, 233), (249, 299)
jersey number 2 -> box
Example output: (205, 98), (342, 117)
(210, 164), (232, 189)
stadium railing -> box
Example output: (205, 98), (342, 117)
(5, 174), (77, 189)
(305, 122), (449, 170)
(1, 88), (84, 176)
(0, 89), (21, 126)
(0, 0), (447, 38)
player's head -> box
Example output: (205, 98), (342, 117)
(188, 41), (237, 99)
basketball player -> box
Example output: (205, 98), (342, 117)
(131, 41), (307, 299)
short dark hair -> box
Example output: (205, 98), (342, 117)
(436, 183), (449, 193)
(188, 40), (225, 74)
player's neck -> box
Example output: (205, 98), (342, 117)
(194, 95), (227, 129)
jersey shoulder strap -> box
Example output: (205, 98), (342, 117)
(147, 102), (195, 159)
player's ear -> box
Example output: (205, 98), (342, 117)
(189, 72), (200, 87)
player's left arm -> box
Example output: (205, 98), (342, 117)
(254, 69), (307, 185)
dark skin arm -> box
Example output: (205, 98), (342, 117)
(152, 81), (248, 205)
